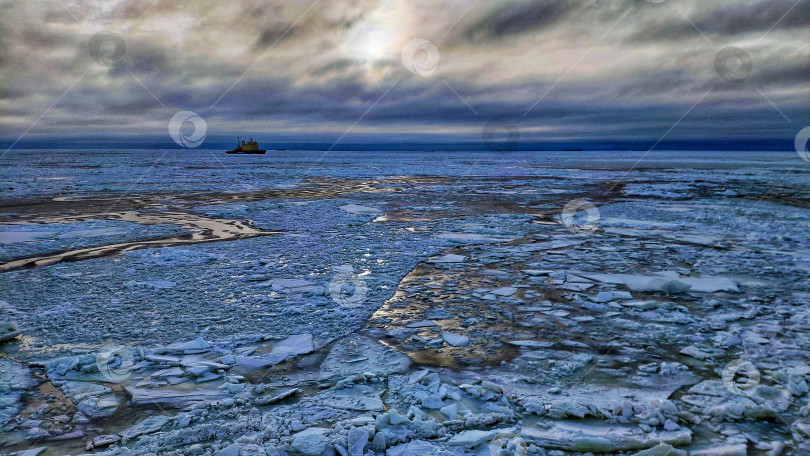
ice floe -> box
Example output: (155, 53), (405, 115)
(339, 204), (381, 215)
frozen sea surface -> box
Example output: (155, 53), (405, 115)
(1, 150), (809, 455)
(1, 149), (806, 198)
(0, 220), (189, 262)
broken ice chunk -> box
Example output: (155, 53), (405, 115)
(427, 254), (467, 264)
(319, 334), (410, 380)
(0, 322), (21, 343)
(213, 444), (240, 456)
(405, 320), (439, 328)
(630, 444), (686, 456)
(690, 444), (747, 456)
(678, 277), (739, 293)
(233, 334), (314, 370)
(347, 427), (369, 456)
(59, 382), (119, 419)
(269, 333), (314, 358)
(491, 287), (518, 297)
(524, 421), (691, 453)
(440, 403), (458, 420)
(387, 440), (445, 456)
(622, 300), (657, 310)
(581, 273), (692, 293)
(339, 204), (381, 215)
(267, 279), (317, 293)
(181, 337), (212, 354)
(680, 346), (711, 360)
(581, 272), (739, 293)
(508, 340), (555, 349)
(441, 332), (471, 347)
(318, 385), (384, 412)
(447, 428), (516, 448)
(593, 291), (615, 302)
(120, 415), (171, 442)
(17, 448), (46, 456)
(291, 427), (330, 456)
(522, 269), (552, 276)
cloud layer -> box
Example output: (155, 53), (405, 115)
(1, 0), (808, 148)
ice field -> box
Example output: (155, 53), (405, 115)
(1, 149), (809, 456)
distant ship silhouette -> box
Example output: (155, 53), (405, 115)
(226, 137), (266, 154)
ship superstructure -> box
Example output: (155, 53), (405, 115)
(226, 137), (267, 154)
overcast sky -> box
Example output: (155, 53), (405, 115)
(1, 0), (808, 148)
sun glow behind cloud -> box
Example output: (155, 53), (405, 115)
(344, 1), (416, 67)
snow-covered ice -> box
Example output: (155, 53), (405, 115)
(1, 150), (809, 455)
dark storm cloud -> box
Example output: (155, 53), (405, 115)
(615, 70), (699, 99)
(59, 84), (166, 116)
(203, 74), (801, 142)
(699, 0), (810, 35)
(310, 59), (356, 77)
(108, 43), (171, 77)
(753, 60), (810, 87)
(462, 0), (572, 41)
(1, 0), (808, 145)
(626, 21), (697, 43)
(0, 88), (27, 101)
(629, 0), (810, 42)
(245, 1), (314, 50)
(253, 22), (299, 50)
